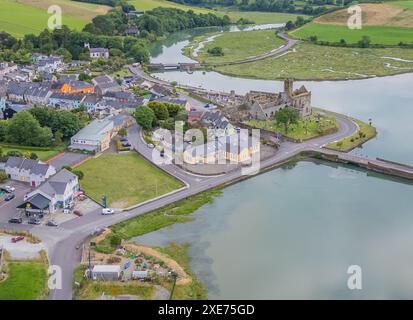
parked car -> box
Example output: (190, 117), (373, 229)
(63, 208), (72, 214)
(46, 220), (58, 227)
(8, 217), (22, 224)
(11, 236), (24, 243)
(4, 185), (15, 192)
(148, 143), (154, 148)
(5, 194), (15, 201)
(102, 208), (115, 215)
(28, 218), (41, 225)
(73, 210), (83, 217)
(120, 136), (128, 142)
(122, 141), (131, 147)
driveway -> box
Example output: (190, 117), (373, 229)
(48, 152), (91, 170)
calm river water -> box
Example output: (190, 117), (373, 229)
(137, 26), (413, 299)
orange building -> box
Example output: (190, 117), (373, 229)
(61, 81), (95, 94)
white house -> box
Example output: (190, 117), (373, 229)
(69, 118), (114, 153)
(85, 43), (109, 59)
(17, 169), (79, 216)
(5, 157), (56, 188)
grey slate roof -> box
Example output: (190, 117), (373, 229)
(17, 193), (50, 210)
(37, 169), (77, 197)
(5, 157), (51, 176)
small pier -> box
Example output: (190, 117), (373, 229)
(317, 148), (413, 180)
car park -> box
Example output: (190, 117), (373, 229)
(102, 208), (115, 215)
(8, 217), (22, 224)
(11, 236), (24, 243)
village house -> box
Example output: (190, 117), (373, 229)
(49, 92), (86, 110)
(157, 96), (191, 111)
(151, 84), (173, 97)
(124, 24), (140, 36)
(0, 62), (18, 77)
(92, 75), (121, 95)
(244, 79), (312, 120)
(85, 43), (109, 59)
(17, 168), (79, 217)
(0, 85), (6, 114)
(183, 133), (260, 165)
(2, 102), (32, 119)
(35, 56), (63, 73)
(82, 94), (101, 113)
(4, 157), (56, 188)
(201, 110), (236, 138)
(69, 118), (114, 153)
(188, 109), (205, 124)
(24, 83), (52, 105)
(103, 90), (136, 103)
(91, 265), (121, 281)
(6, 82), (29, 102)
(60, 80), (95, 94)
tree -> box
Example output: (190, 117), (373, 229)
(358, 36), (371, 48)
(72, 169), (84, 180)
(78, 73), (92, 82)
(274, 107), (300, 132)
(110, 234), (122, 247)
(147, 101), (169, 121)
(6, 111), (52, 147)
(207, 46), (224, 56)
(134, 106), (156, 130)
(54, 130), (63, 146)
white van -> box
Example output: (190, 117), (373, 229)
(102, 208), (115, 215)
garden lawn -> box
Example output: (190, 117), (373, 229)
(0, 260), (48, 300)
(195, 29), (285, 64)
(245, 113), (338, 141)
(78, 153), (183, 208)
(215, 43), (413, 80)
(291, 22), (413, 46)
(0, 144), (62, 161)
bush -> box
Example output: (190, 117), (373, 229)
(0, 170), (7, 183)
(109, 234), (122, 247)
(207, 46), (224, 56)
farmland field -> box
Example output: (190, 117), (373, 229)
(291, 23), (413, 45)
(0, 0), (110, 37)
(292, 2), (413, 45)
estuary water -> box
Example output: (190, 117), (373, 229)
(139, 26), (413, 299)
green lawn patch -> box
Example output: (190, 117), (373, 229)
(0, 144), (63, 161)
(77, 153), (183, 208)
(291, 22), (413, 46)
(245, 113), (338, 141)
(192, 29), (286, 64)
(326, 118), (377, 152)
(0, 255), (48, 300)
(214, 43), (413, 80)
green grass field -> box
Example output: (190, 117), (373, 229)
(0, 259), (48, 300)
(245, 113), (338, 141)
(0, 144), (62, 161)
(384, 0), (413, 10)
(291, 22), (413, 45)
(78, 153), (183, 208)
(0, 0), (110, 38)
(192, 29), (285, 64)
(214, 43), (413, 80)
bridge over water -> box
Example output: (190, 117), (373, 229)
(147, 62), (201, 71)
